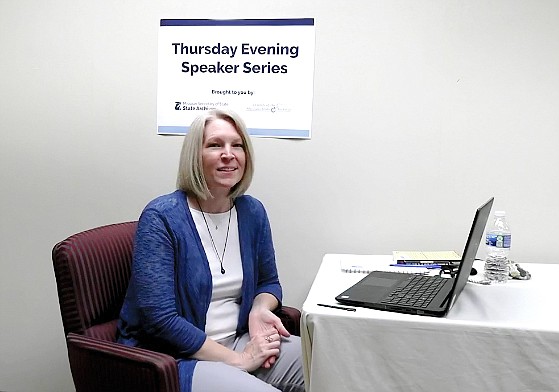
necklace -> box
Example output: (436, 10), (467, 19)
(196, 198), (232, 274)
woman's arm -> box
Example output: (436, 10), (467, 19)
(191, 332), (281, 372)
(248, 293), (290, 368)
(130, 207), (207, 355)
(247, 200), (290, 368)
(249, 293), (288, 336)
(252, 292), (279, 311)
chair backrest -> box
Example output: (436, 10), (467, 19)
(53, 222), (137, 341)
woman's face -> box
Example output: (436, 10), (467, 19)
(201, 118), (246, 196)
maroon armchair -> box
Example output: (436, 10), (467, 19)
(53, 221), (301, 392)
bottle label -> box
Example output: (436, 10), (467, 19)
(486, 234), (511, 248)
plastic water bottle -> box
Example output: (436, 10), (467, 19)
(484, 211), (511, 283)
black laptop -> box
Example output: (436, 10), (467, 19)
(335, 197), (494, 317)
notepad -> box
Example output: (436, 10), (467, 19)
(392, 250), (461, 262)
(340, 258), (430, 275)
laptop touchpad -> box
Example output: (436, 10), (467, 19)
(363, 276), (398, 288)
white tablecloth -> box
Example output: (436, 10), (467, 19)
(301, 254), (559, 392)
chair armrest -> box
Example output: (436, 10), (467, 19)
(277, 306), (301, 336)
(66, 333), (179, 392)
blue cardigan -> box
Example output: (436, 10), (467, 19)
(117, 190), (283, 392)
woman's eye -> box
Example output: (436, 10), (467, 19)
(207, 143), (221, 148)
(233, 143), (244, 149)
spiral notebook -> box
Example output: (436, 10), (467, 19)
(340, 258), (430, 275)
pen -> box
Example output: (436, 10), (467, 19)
(390, 264), (442, 269)
(317, 303), (356, 312)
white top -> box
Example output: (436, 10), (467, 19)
(190, 206), (243, 342)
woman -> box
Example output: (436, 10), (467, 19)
(117, 109), (304, 392)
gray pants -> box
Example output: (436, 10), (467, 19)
(192, 333), (305, 392)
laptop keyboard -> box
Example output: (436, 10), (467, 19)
(380, 275), (447, 308)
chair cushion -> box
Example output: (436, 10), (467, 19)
(85, 319), (119, 342)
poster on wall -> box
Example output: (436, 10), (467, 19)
(157, 18), (315, 138)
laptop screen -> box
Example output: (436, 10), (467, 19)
(448, 197), (494, 306)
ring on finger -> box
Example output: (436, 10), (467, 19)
(265, 335), (273, 342)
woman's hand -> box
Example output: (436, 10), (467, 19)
(249, 307), (290, 340)
(248, 294), (290, 368)
(235, 332), (281, 372)
(192, 334), (280, 373)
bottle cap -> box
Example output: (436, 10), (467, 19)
(495, 211), (506, 217)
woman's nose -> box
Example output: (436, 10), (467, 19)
(221, 145), (234, 159)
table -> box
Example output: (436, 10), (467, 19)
(301, 254), (559, 392)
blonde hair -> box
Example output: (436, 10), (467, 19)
(176, 109), (254, 199)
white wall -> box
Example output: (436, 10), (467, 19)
(2, 0), (558, 390)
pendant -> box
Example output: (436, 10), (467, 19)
(221, 266), (226, 274)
